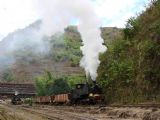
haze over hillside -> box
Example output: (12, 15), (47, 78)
(0, 20), (121, 83)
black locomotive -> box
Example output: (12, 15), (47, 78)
(11, 94), (22, 105)
(71, 82), (104, 104)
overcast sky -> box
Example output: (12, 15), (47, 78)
(0, 0), (150, 40)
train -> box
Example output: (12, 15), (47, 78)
(12, 82), (104, 105)
(33, 82), (104, 105)
(11, 94), (22, 105)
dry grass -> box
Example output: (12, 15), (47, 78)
(0, 107), (24, 120)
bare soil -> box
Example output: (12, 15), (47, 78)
(0, 102), (160, 120)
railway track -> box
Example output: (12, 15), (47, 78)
(20, 105), (97, 120)
(19, 107), (62, 120)
(4, 104), (97, 120)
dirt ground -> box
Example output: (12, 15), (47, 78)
(0, 102), (160, 120)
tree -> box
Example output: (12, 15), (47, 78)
(35, 72), (71, 96)
(123, 17), (139, 40)
(48, 77), (71, 95)
(35, 71), (54, 96)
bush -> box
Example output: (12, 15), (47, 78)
(35, 71), (72, 96)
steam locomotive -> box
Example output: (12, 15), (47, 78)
(11, 94), (22, 105)
(33, 82), (104, 104)
(70, 82), (103, 104)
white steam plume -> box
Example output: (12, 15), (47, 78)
(34, 0), (107, 81)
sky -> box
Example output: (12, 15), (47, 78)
(0, 0), (150, 41)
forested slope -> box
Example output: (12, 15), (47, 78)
(97, 0), (160, 104)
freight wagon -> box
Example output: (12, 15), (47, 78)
(33, 94), (70, 104)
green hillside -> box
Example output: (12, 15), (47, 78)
(97, 0), (160, 104)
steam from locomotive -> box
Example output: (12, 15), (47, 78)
(34, 0), (107, 80)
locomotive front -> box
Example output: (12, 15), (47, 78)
(70, 81), (104, 104)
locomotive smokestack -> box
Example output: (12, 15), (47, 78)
(86, 74), (96, 84)
(93, 81), (96, 85)
(15, 91), (19, 95)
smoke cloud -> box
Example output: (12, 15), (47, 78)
(34, 0), (107, 80)
(0, 20), (49, 71)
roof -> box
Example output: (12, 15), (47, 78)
(0, 83), (36, 95)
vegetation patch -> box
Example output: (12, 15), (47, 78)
(97, 0), (160, 104)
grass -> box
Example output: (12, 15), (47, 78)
(0, 107), (24, 120)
